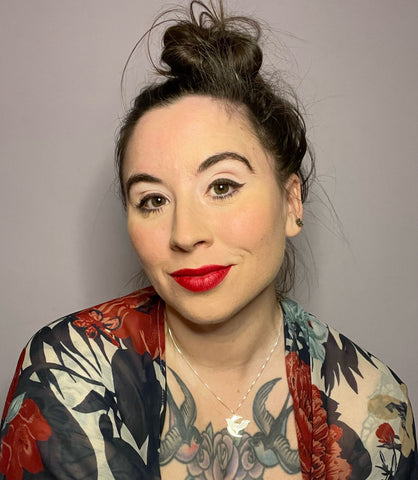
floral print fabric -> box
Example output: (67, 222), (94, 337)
(0, 288), (416, 479)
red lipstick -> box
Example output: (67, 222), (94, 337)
(170, 265), (232, 292)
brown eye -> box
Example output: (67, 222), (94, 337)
(213, 183), (230, 195)
(150, 196), (166, 208)
(137, 194), (168, 213)
(209, 179), (244, 199)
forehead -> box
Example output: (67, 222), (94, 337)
(123, 95), (271, 177)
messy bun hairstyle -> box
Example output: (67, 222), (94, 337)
(116, 0), (315, 298)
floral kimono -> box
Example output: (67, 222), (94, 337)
(0, 286), (416, 479)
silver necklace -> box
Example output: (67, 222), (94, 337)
(167, 322), (281, 438)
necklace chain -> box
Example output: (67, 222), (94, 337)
(167, 321), (281, 416)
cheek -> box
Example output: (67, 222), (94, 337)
(223, 199), (286, 253)
(127, 219), (168, 269)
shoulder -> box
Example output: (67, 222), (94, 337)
(27, 285), (164, 361)
(0, 286), (166, 479)
(6, 287), (165, 408)
(282, 298), (417, 479)
(282, 297), (402, 386)
(281, 297), (410, 409)
(2, 286), (165, 422)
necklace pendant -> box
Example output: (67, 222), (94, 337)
(226, 414), (250, 438)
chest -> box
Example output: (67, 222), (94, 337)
(159, 361), (302, 480)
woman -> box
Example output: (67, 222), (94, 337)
(0, 1), (416, 479)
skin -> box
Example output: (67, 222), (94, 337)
(123, 95), (303, 478)
(159, 372), (301, 479)
(124, 94), (301, 349)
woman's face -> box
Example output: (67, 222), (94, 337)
(124, 95), (301, 324)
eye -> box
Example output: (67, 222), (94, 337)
(136, 194), (169, 214)
(209, 178), (244, 199)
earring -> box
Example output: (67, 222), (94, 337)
(296, 217), (303, 227)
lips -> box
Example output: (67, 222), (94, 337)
(170, 265), (232, 292)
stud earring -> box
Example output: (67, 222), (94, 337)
(296, 217), (303, 227)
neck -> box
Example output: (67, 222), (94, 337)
(165, 284), (282, 371)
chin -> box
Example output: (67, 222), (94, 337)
(165, 283), (275, 328)
(166, 295), (237, 326)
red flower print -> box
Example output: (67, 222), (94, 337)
(286, 352), (352, 480)
(285, 351), (313, 475)
(0, 399), (51, 480)
(73, 287), (164, 359)
(376, 423), (396, 445)
(375, 422), (400, 476)
(73, 308), (121, 346)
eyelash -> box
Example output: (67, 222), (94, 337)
(135, 179), (244, 215)
(136, 194), (168, 215)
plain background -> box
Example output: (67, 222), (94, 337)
(0, 0), (417, 417)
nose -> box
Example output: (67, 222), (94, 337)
(169, 200), (213, 252)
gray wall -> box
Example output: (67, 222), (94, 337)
(1, 0), (417, 417)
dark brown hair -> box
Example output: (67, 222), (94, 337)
(115, 0), (315, 297)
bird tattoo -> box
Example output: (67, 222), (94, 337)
(159, 368), (201, 465)
(251, 377), (300, 474)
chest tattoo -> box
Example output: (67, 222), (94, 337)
(160, 369), (300, 478)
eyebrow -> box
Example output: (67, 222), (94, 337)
(198, 152), (255, 174)
(125, 151), (254, 197)
(125, 173), (162, 198)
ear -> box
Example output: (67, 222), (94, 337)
(284, 174), (303, 238)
